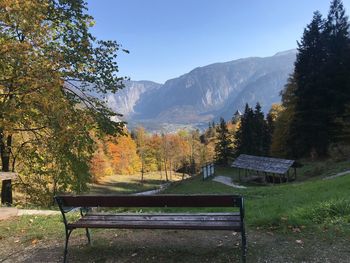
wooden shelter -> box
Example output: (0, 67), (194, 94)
(231, 154), (296, 183)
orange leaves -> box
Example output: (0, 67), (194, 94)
(107, 135), (141, 175)
(90, 143), (112, 182)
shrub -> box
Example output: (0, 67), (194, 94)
(292, 199), (350, 225)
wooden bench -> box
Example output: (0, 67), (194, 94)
(55, 194), (247, 262)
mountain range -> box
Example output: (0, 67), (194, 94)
(107, 49), (297, 131)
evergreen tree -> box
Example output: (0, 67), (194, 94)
(284, 1), (350, 158)
(215, 118), (234, 165)
(287, 11), (329, 157)
(235, 104), (254, 156)
(324, 0), (350, 141)
(253, 103), (270, 155)
(235, 103), (271, 157)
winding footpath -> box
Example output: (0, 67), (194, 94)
(0, 183), (171, 220)
(323, 170), (350, 180)
(212, 175), (247, 189)
(0, 207), (59, 220)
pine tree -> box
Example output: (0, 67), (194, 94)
(324, 0), (350, 141)
(284, 1), (350, 158)
(287, 11), (329, 157)
(215, 118), (234, 165)
(234, 104), (254, 156)
(253, 103), (270, 155)
(234, 103), (270, 157)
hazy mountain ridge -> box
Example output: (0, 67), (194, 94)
(108, 50), (296, 130)
(107, 80), (161, 116)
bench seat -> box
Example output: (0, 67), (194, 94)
(55, 194), (246, 262)
(68, 212), (242, 230)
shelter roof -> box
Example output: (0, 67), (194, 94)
(231, 154), (294, 174)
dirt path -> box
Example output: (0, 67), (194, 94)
(323, 170), (350, 180)
(0, 208), (59, 220)
(0, 228), (349, 263)
(134, 183), (170, 196)
(212, 176), (247, 189)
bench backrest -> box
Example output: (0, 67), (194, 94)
(55, 194), (243, 208)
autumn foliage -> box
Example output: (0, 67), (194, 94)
(107, 135), (141, 175)
(89, 128), (216, 182)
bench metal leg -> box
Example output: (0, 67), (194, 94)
(64, 229), (73, 263)
(85, 228), (91, 245)
(241, 229), (247, 263)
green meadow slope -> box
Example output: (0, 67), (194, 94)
(164, 165), (350, 232)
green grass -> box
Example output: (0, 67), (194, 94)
(1, 161), (350, 262)
(164, 166), (350, 232)
(89, 171), (186, 194)
(0, 215), (63, 244)
(295, 159), (350, 181)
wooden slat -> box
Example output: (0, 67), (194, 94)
(68, 220), (241, 230)
(80, 214), (241, 222)
(87, 212), (240, 216)
(58, 195), (242, 208)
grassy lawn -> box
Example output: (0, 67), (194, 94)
(165, 163), (350, 232)
(1, 160), (349, 262)
(88, 171), (186, 194)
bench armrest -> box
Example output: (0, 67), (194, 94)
(55, 196), (92, 228)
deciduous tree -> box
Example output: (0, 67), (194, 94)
(0, 0), (126, 205)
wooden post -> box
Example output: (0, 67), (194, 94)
(0, 172), (17, 206)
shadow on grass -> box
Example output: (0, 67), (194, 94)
(89, 179), (168, 195)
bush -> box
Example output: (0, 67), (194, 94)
(328, 143), (350, 162)
(292, 199), (350, 225)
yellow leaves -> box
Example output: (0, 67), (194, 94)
(108, 135), (141, 175)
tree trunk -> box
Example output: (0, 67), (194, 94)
(182, 161), (185, 180)
(1, 134), (13, 206)
(164, 159), (168, 181)
(169, 160), (172, 181)
(141, 159), (144, 183)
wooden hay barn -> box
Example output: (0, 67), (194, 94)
(231, 154), (296, 184)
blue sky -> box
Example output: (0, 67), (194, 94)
(87, 0), (350, 83)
